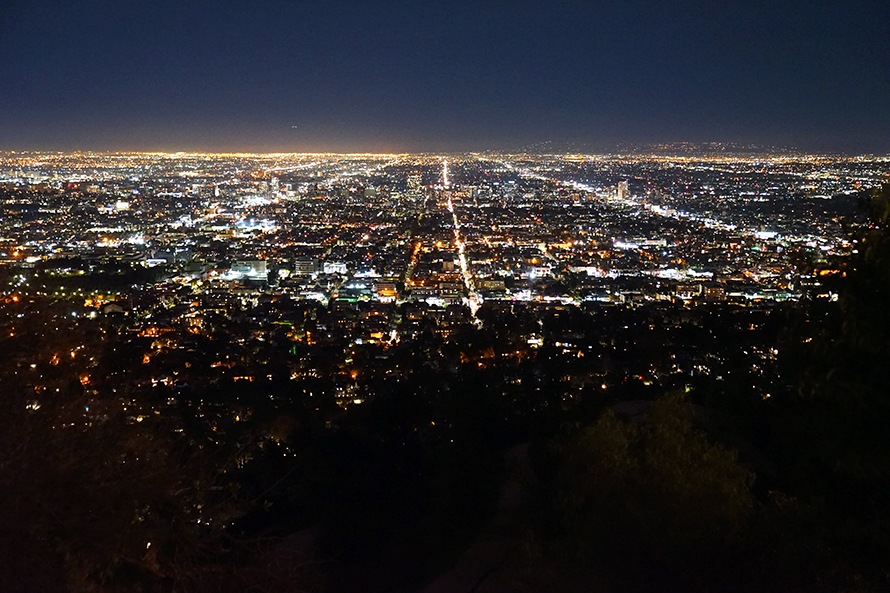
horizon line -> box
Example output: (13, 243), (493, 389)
(3, 149), (889, 159)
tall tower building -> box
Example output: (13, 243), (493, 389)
(407, 173), (422, 199)
(617, 180), (628, 201)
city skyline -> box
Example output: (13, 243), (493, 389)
(2, 0), (889, 154)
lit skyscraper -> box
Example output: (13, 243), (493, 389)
(617, 180), (628, 201)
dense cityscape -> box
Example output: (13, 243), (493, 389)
(2, 150), (880, 406)
(3, 150), (879, 309)
(2, 149), (890, 592)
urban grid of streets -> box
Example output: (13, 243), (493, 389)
(1, 148), (888, 410)
(2, 150), (887, 320)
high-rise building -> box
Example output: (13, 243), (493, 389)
(617, 180), (628, 201)
(407, 173), (422, 198)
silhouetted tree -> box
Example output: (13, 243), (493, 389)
(529, 391), (755, 592)
(770, 183), (890, 586)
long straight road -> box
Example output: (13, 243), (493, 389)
(443, 158), (482, 316)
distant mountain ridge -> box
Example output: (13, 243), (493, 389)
(510, 140), (804, 157)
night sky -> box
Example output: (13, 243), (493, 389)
(1, 0), (888, 153)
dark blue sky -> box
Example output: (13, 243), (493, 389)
(1, 0), (888, 153)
